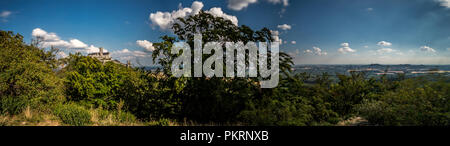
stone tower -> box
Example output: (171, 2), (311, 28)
(99, 47), (104, 57)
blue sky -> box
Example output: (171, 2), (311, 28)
(1, 0), (449, 66)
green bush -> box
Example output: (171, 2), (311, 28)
(355, 99), (389, 125)
(155, 118), (171, 126)
(63, 54), (131, 109)
(53, 104), (91, 126)
(356, 78), (450, 126)
(0, 31), (65, 115)
(0, 96), (28, 115)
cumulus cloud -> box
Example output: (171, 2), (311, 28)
(277, 24), (292, 30)
(227, 0), (258, 11)
(377, 41), (392, 47)
(291, 41), (296, 44)
(31, 28), (105, 53)
(205, 7), (238, 25)
(85, 45), (105, 53)
(267, 0), (289, 7)
(437, 0), (450, 8)
(338, 43), (356, 54)
(374, 41), (400, 55)
(304, 47), (327, 56)
(32, 28), (60, 41)
(420, 46), (436, 53)
(69, 39), (88, 48)
(313, 47), (327, 56)
(150, 1), (238, 30)
(136, 40), (155, 52)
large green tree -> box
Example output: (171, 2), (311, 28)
(151, 11), (294, 123)
(0, 30), (64, 114)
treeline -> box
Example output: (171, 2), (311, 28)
(1, 12), (449, 126)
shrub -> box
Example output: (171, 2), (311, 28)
(355, 99), (390, 125)
(0, 96), (28, 115)
(356, 78), (450, 126)
(63, 54), (130, 109)
(154, 118), (171, 126)
(0, 31), (64, 115)
(53, 103), (91, 126)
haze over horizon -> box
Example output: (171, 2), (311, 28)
(1, 0), (449, 66)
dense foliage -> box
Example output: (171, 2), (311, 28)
(0, 31), (64, 115)
(0, 12), (449, 126)
(53, 103), (91, 126)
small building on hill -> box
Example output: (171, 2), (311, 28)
(88, 47), (123, 65)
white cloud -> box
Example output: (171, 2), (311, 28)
(111, 48), (150, 64)
(32, 28), (60, 41)
(227, 0), (289, 11)
(367, 8), (374, 11)
(227, 0), (258, 11)
(85, 45), (107, 53)
(313, 47), (327, 56)
(374, 41), (398, 55)
(117, 48), (130, 53)
(267, 0), (289, 7)
(136, 40), (155, 52)
(420, 46), (436, 53)
(69, 39), (88, 48)
(437, 0), (450, 8)
(149, 12), (173, 30)
(0, 10), (12, 18)
(338, 43), (356, 54)
(149, 1), (238, 30)
(113, 48), (149, 57)
(31, 28), (106, 53)
(291, 41), (296, 44)
(376, 48), (395, 54)
(205, 7), (238, 26)
(377, 41), (392, 47)
(305, 47), (327, 56)
(277, 24), (292, 30)
(133, 51), (148, 57)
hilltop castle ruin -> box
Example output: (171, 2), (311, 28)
(88, 47), (131, 67)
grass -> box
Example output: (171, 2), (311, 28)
(0, 105), (144, 126)
(0, 104), (368, 126)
